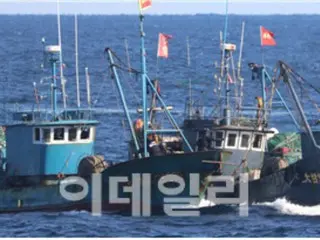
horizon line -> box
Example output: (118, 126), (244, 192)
(1, 13), (320, 16)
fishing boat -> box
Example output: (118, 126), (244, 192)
(94, 7), (231, 213)
(180, 24), (303, 204)
(0, 40), (108, 213)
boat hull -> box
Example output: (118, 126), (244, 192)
(0, 181), (89, 213)
(99, 150), (222, 214)
(0, 153), (315, 214)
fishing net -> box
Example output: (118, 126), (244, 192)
(267, 132), (301, 164)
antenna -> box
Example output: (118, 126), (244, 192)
(186, 36), (192, 118)
(238, 21), (245, 113)
(85, 67), (91, 108)
(75, 14), (81, 108)
(44, 45), (61, 119)
(57, 0), (67, 109)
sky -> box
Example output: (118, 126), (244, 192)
(0, 0), (320, 15)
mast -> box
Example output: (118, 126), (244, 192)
(139, 12), (149, 157)
(52, 56), (57, 118)
(222, 0), (231, 126)
(223, 49), (231, 126)
(45, 45), (60, 119)
(56, 0), (67, 109)
(85, 67), (91, 108)
(187, 36), (192, 118)
(261, 68), (267, 124)
(75, 14), (81, 108)
(134, 0), (193, 154)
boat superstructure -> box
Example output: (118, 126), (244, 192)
(183, 41), (301, 178)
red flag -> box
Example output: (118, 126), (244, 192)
(260, 26), (276, 46)
(157, 33), (172, 58)
(139, 0), (152, 11)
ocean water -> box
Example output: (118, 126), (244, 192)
(0, 14), (320, 237)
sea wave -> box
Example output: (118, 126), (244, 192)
(255, 198), (320, 216)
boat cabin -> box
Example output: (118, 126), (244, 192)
(203, 128), (266, 152)
(3, 110), (98, 180)
(184, 121), (274, 176)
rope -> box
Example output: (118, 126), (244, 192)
(279, 62), (320, 125)
(58, 152), (74, 179)
(104, 48), (140, 75)
(92, 74), (108, 107)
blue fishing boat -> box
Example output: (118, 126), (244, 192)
(0, 43), (107, 213)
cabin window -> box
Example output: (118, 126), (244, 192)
(253, 134), (263, 149)
(214, 131), (224, 148)
(227, 132), (237, 147)
(54, 128), (65, 141)
(42, 128), (51, 143)
(240, 134), (250, 148)
(34, 128), (40, 141)
(80, 127), (90, 140)
(68, 128), (77, 142)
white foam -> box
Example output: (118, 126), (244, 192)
(256, 198), (320, 216)
(175, 198), (216, 209)
(62, 210), (89, 215)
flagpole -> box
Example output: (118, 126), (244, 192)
(156, 33), (160, 79)
(138, 3), (149, 157)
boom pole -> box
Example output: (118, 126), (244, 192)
(278, 61), (320, 149)
(106, 48), (141, 156)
